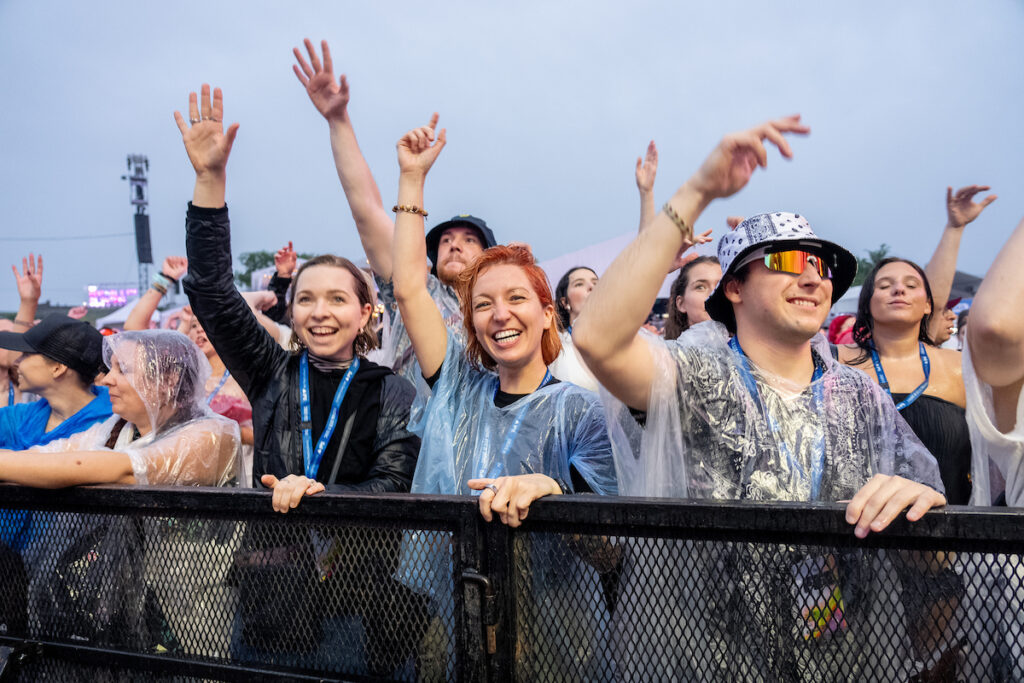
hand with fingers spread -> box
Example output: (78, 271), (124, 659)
(293, 39), (350, 123)
(397, 114), (446, 179)
(173, 84), (240, 179)
(946, 185), (997, 229)
(688, 115), (810, 201)
(635, 140), (658, 195)
(274, 241), (298, 278)
(845, 473), (946, 538)
(669, 229), (714, 272)
(468, 474), (562, 528)
(12, 254), (43, 303)
(161, 256), (188, 281)
(261, 473), (326, 513)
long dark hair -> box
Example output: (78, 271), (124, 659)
(554, 266), (597, 330)
(850, 257), (935, 363)
(664, 256), (721, 340)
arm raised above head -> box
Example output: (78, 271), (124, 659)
(173, 84), (239, 209)
(391, 119), (450, 380)
(293, 38), (402, 279)
(574, 116), (810, 411)
(925, 185), (996, 340)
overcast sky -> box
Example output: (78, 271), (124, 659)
(1, 1), (1021, 311)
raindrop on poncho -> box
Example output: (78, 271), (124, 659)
(602, 322), (948, 681)
(31, 330), (240, 487)
(400, 335), (618, 679)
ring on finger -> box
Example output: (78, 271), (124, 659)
(205, 116), (221, 122)
(189, 117), (201, 124)
(485, 483), (499, 495)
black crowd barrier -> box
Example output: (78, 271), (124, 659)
(0, 485), (1023, 682)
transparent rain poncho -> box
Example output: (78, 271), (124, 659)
(400, 335), (618, 679)
(603, 321), (948, 681)
(31, 330), (240, 487)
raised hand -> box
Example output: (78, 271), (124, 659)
(293, 39), (350, 122)
(173, 84), (240, 177)
(161, 256), (188, 281)
(67, 306), (88, 320)
(397, 114), (446, 178)
(635, 140), (658, 194)
(670, 229), (713, 272)
(946, 185), (997, 229)
(688, 115), (810, 201)
(274, 241), (298, 277)
(11, 254), (42, 302)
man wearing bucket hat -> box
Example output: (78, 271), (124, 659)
(292, 39), (497, 382)
(575, 115), (945, 524)
(0, 314), (112, 450)
(574, 117), (950, 680)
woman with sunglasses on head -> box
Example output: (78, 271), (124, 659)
(837, 259), (970, 504)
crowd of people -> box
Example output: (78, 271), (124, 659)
(0, 37), (1021, 680)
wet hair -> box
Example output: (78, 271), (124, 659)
(664, 256), (721, 340)
(850, 257), (935, 363)
(554, 266), (597, 330)
(456, 245), (562, 371)
(287, 255), (379, 356)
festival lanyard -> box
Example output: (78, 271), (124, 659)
(728, 337), (827, 500)
(869, 342), (930, 411)
(205, 370), (231, 406)
(7, 383), (14, 407)
(475, 370), (552, 481)
(299, 352), (360, 480)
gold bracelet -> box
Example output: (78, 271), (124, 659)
(392, 204), (428, 218)
(662, 201), (693, 241)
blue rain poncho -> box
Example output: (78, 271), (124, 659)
(401, 335), (618, 679)
(0, 386), (112, 451)
(603, 322), (948, 681)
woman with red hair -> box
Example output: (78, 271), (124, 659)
(391, 116), (618, 681)
(390, 118), (616, 520)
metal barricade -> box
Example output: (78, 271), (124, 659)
(0, 486), (1023, 682)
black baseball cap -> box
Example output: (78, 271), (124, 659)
(425, 214), (498, 274)
(0, 314), (104, 382)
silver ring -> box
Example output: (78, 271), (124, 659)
(485, 483), (499, 495)
(189, 117), (201, 124)
(205, 116), (221, 122)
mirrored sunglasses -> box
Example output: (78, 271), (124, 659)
(764, 250), (833, 279)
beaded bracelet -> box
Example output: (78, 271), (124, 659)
(392, 204), (428, 218)
(662, 201), (694, 242)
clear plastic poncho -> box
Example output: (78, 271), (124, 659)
(400, 335), (618, 679)
(31, 330), (240, 487)
(603, 322), (948, 681)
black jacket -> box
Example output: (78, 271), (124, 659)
(183, 203), (420, 491)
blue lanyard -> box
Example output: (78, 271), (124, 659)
(7, 383), (13, 407)
(728, 338), (827, 500)
(299, 352), (360, 480)
(205, 370), (231, 405)
(475, 370), (552, 481)
(869, 342), (930, 410)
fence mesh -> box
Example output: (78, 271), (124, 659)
(511, 531), (1024, 682)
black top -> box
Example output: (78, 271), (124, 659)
(894, 393), (972, 504)
(183, 203), (421, 491)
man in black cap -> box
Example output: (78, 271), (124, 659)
(292, 40), (497, 381)
(0, 314), (112, 450)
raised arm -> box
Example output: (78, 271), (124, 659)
(635, 140), (658, 231)
(924, 185), (996, 341)
(391, 119), (449, 379)
(5, 254), (42, 367)
(124, 256), (187, 331)
(574, 116), (810, 410)
(967, 215), (1024, 427)
(293, 39), (399, 279)
(176, 85), (285, 396)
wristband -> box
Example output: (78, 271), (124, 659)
(160, 271), (179, 284)
(662, 201), (694, 242)
(392, 204), (428, 218)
